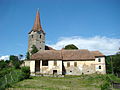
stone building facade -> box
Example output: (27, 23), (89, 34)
(30, 50), (106, 75)
(25, 10), (106, 76)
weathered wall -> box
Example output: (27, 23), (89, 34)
(63, 57), (106, 75)
(63, 60), (96, 75)
(40, 60), (62, 75)
(28, 31), (45, 54)
(29, 57), (106, 75)
(30, 60), (35, 75)
(24, 60), (31, 66)
(95, 57), (106, 74)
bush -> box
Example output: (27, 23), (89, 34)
(101, 81), (110, 90)
(21, 66), (30, 79)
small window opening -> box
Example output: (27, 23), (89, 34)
(53, 70), (57, 74)
(74, 62), (77, 67)
(99, 66), (101, 69)
(40, 35), (42, 38)
(67, 62), (70, 67)
(54, 60), (57, 66)
(32, 35), (33, 38)
(98, 58), (101, 62)
(42, 60), (48, 66)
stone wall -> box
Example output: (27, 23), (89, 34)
(28, 31), (45, 54)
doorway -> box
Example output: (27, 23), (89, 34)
(35, 60), (40, 72)
(53, 70), (57, 75)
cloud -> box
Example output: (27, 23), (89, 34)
(47, 36), (120, 55)
(0, 55), (9, 61)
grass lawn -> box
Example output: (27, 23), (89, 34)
(7, 74), (114, 90)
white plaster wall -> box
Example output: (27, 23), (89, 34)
(95, 57), (106, 74)
(24, 61), (30, 66)
(40, 60), (62, 75)
(30, 60), (35, 73)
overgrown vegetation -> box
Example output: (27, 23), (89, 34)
(10, 74), (120, 90)
(106, 52), (120, 77)
(21, 67), (30, 80)
(0, 66), (30, 90)
(26, 52), (30, 59)
(0, 54), (30, 90)
(31, 45), (38, 55)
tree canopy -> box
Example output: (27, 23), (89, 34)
(26, 52), (30, 60)
(106, 53), (120, 77)
(9, 55), (21, 69)
(64, 44), (78, 50)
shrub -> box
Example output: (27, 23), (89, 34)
(101, 81), (110, 90)
(21, 66), (30, 79)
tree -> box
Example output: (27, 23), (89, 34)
(64, 44), (78, 50)
(31, 45), (38, 55)
(9, 55), (20, 69)
(26, 52), (30, 59)
(18, 54), (23, 60)
(0, 60), (7, 70)
(106, 53), (120, 77)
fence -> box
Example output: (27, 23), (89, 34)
(0, 70), (22, 89)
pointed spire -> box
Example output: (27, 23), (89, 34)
(32, 9), (43, 31)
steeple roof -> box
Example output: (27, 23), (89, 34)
(31, 9), (45, 33)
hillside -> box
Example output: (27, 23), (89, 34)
(6, 74), (120, 90)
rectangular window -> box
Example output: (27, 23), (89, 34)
(67, 62), (70, 67)
(54, 60), (57, 66)
(99, 66), (101, 69)
(42, 60), (48, 66)
(98, 58), (101, 62)
(74, 62), (77, 67)
(32, 35), (33, 38)
(40, 35), (42, 38)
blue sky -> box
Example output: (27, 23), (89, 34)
(0, 0), (120, 59)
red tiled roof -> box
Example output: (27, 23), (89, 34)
(31, 50), (104, 60)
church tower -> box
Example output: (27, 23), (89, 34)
(28, 10), (45, 54)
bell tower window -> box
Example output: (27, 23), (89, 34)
(32, 35), (33, 38)
(40, 35), (42, 38)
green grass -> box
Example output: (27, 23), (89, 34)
(9, 74), (116, 90)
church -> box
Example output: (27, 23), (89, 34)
(25, 10), (106, 76)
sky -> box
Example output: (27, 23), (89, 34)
(0, 0), (120, 60)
